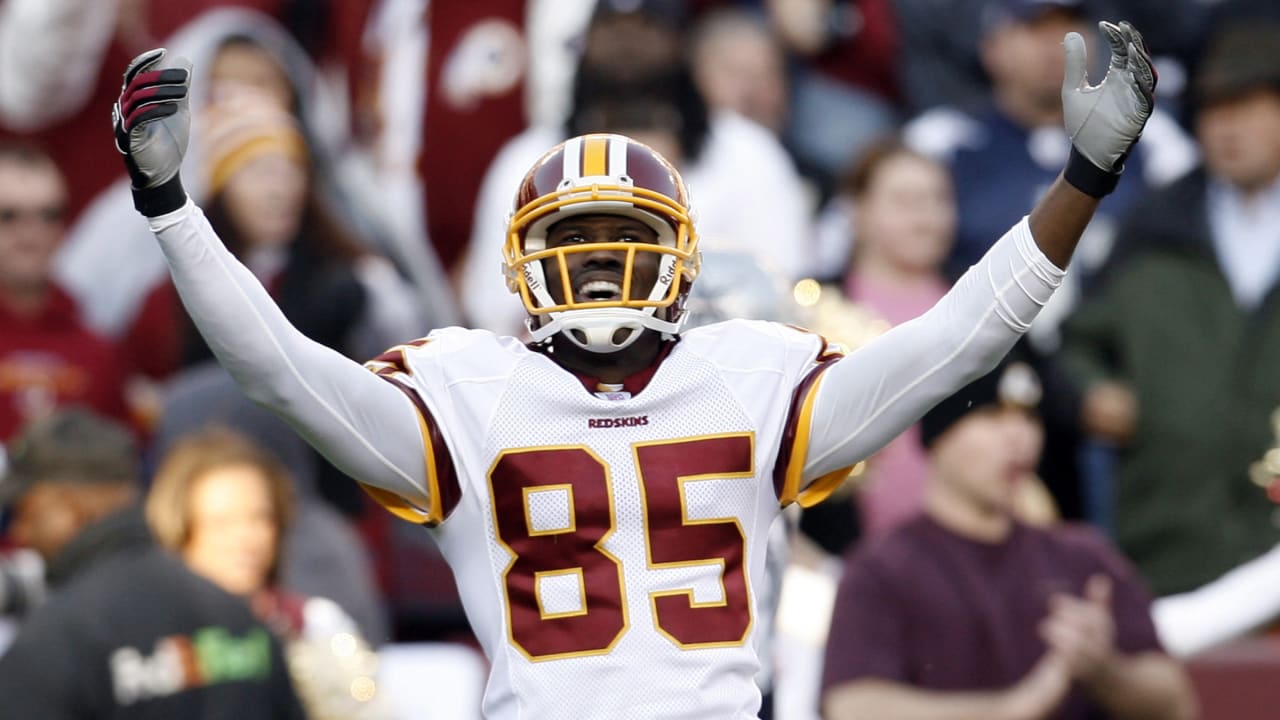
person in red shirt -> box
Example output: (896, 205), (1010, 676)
(821, 359), (1197, 720)
(0, 142), (129, 440)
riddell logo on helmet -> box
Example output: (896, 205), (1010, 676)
(588, 416), (648, 429)
(523, 264), (542, 292)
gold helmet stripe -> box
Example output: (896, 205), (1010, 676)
(582, 134), (609, 176)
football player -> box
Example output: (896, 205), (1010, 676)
(112, 21), (1155, 720)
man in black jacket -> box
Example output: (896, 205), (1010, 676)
(0, 409), (305, 719)
(1063, 21), (1280, 596)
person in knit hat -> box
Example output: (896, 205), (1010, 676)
(822, 359), (1196, 720)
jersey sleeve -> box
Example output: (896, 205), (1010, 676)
(362, 337), (463, 526)
(146, 199), (433, 511)
(803, 217), (1064, 479)
(772, 330), (861, 509)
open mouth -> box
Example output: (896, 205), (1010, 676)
(575, 279), (624, 303)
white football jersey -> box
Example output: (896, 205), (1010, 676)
(362, 319), (854, 719)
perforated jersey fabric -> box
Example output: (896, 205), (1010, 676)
(374, 321), (835, 719)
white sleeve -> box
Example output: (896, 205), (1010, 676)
(0, 0), (118, 129)
(147, 199), (432, 510)
(1153, 543), (1280, 657)
(804, 217), (1065, 477)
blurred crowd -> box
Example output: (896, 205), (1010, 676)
(2, 0), (1280, 718)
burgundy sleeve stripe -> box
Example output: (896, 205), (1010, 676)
(365, 338), (432, 377)
(772, 355), (842, 501)
(373, 373), (462, 525)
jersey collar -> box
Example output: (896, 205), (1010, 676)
(534, 338), (678, 398)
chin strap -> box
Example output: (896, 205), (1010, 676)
(529, 306), (684, 354)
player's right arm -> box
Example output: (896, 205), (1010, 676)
(112, 50), (432, 511)
(798, 21), (1155, 482)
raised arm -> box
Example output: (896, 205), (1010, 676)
(1033, 21), (1156, 267)
(804, 21), (1156, 478)
(112, 50), (432, 510)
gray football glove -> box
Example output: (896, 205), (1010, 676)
(1061, 21), (1157, 197)
(112, 48), (192, 216)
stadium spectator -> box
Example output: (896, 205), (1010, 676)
(767, 0), (901, 190)
(0, 142), (129, 440)
(0, 409), (304, 718)
(1062, 21), (1280, 595)
(832, 138), (956, 538)
(821, 360), (1197, 720)
(890, 0), (992, 115)
(902, 0), (1197, 520)
(690, 8), (790, 137)
(0, 0), (369, 222)
(904, 0), (1194, 298)
(57, 7), (455, 342)
(365, 0), (531, 274)
(152, 361), (390, 645)
(0, 0), (119, 131)
(0, 0), (129, 220)
(146, 426), (394, 719)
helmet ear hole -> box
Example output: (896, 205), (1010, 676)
(570, 328), (589, 346)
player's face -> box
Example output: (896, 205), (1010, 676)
(854, 153), (955, 275)
(181, 463), (279, 596)
(1197, 89), (1280, 193)
(0, 161), (66, 293)
(542, 214), (663, 306)
(932, 406), (1043, 514)
(221, 153), (308, 251)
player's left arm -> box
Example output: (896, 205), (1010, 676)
(798, 21), (1156, 482)
(1030, 21), (1156, 268)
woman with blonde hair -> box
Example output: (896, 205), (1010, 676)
(146, 426), (393, 720)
